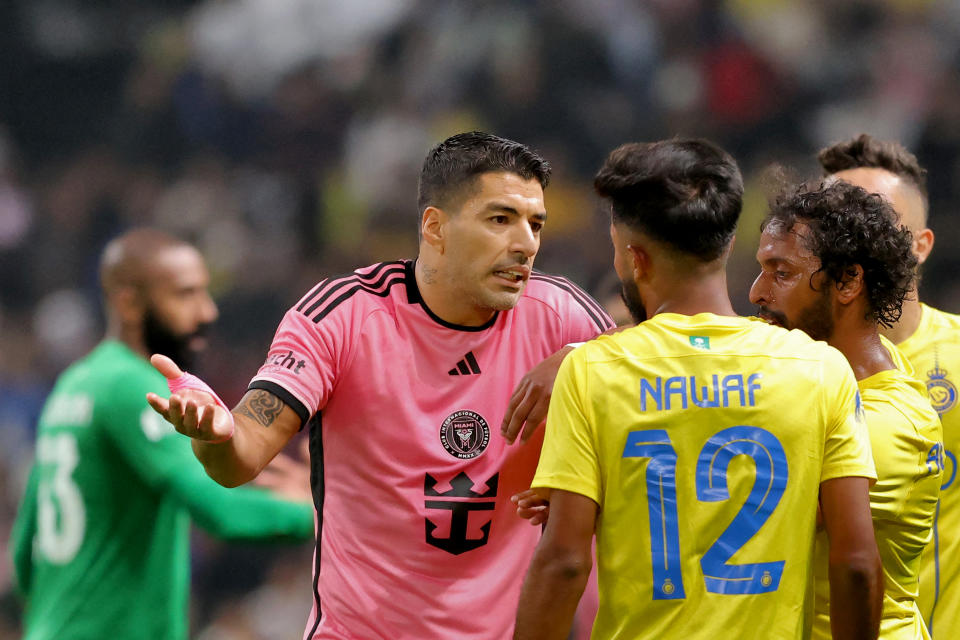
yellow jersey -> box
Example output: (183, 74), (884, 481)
(533, 313), (876, 640)
(898, 303), (960, 637)
(811, 338), (943, 640)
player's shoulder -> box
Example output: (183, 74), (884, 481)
(523, 270), (613, 329)
(739, 318), (844, 362)
(291, 260), (410, 324)
(866, 368), (938, 419)
(923, 303), (960, 330)
(70, 340), (159, 389)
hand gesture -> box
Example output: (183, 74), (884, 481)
(512, 489), (550, 526)
(501, 346), (571, 444)
(145, 354), (235, 443)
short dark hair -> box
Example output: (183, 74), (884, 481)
(818, 133), (928, 219)
(763, 180), (917, 328)
(417, 132), (551, 215)
(594, 138), (743, 261)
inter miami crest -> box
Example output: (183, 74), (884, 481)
(439, 410), (490, 459)
(926, 360), (957, 415)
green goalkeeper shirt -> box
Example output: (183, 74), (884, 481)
(9, 340), (314, 640)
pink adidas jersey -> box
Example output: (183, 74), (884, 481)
(249, 260), (613, 640)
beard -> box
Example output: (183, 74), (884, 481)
(620, 278), (647, 324)
(758, 287), (834, 342)
(793, 287), (834, 341)
(143, 306), (210, 371)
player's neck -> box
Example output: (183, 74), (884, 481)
(828, 327), (895, 381)
(879, 293), (922, 345)
(414, 260), (496, 327)
(646, 272), (736, 318)
(105, 323), (150, 361)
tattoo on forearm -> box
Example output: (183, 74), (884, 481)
(237, 391), (284, 427)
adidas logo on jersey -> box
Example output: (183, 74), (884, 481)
(448, 351), (481, 376)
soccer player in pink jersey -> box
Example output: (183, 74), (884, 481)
(147, 132), (614, 639)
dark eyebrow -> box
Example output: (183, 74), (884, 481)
(486, 203), (548, 222)
(761, 256), (795, 267)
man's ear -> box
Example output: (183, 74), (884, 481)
(913, 227), (935, 265)
(420, 206), (448, 254)
(111, 285), (146, 325)
(627, 243), (651, 281)
(835, 264), (865, 304)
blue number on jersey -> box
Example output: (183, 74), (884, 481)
(696, 426), (788, 594)
(623, 429), (685, 600)
(623, 425), (788, 599)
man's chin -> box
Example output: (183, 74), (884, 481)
(484, 288), (525, 311)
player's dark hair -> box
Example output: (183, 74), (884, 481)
(762, 180), (917, 328)
(818, 133), (928, 221)
(417, 131), (551, 216)
(593, 138), (743, 261)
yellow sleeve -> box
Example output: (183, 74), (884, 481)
(531, 348), (602, 504)
(820, 349), (877, 484)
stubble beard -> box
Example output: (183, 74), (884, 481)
(620, 278), (647, 324)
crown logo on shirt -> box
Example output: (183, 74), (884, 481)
(928, 364), (949, 381)
(926, 354), (957, 415)
(424, 471), (498, 498)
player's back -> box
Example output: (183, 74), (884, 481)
(564, 313), (870, 639)
(16, 341), (191, 640)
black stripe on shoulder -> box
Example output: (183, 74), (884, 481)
(529, 273), (614, 332)
(295, 279), (329, 312)
(297, 261), (406, 314)
(301, 266), (406, 319)
(247, 380), (309, 428)
(310, 273), (407, 323)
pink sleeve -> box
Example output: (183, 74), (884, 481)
(248, 307), (349, 426)
(558, 281), (615, 345)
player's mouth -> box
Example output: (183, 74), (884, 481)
(492, 266), (530, 286)
(756, 307), (787, 328)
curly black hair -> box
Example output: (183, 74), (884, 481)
(762, 180), (917, 327)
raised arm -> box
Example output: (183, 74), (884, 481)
(819, 476), (883, 640)
(146, 355), (301, 487)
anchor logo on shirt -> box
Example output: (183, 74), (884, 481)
(423, 471), (498, 555)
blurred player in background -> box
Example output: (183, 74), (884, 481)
(147, 132), (614, 639)
(9, 229), (314, 640)
(819, 135), (958, 636)
(750, 180), (942, 639)
(515, 139), (882, 640)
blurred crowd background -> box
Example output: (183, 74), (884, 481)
(3, 0), (960, 637)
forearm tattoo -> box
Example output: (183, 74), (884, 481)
(236, 390), (284, 427)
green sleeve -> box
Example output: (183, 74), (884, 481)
(98, 367), (314, 541)
(10, 464), (39, 598)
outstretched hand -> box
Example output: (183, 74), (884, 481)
(501, 346), (572, 444)
(145, 354), (235, 443)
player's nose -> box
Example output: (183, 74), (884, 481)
(511, 224), (538, 260)
(748, 273), (768, 306)
(201, 293), (219, 323)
